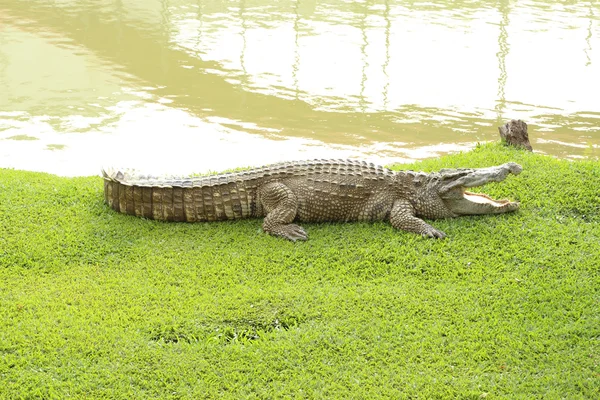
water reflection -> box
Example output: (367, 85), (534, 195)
(0, 0), (599, 176)
(495, 0), (510, 125)
(585, 5), (593, 66)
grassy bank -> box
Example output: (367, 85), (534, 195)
(0, 143), (598, 399)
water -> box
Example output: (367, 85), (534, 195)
(1, 0), (599, 176)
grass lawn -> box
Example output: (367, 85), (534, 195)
(0, 143), (598, 399)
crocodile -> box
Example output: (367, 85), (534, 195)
(102, 160), (522, 241)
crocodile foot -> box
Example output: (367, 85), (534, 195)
(423, 226), (446, 239)
(266, 223), (308, 242)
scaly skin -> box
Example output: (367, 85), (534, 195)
(102, 159), (522, 241)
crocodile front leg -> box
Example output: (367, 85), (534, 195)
(258, 182), (308, 241)
(390, 199), (446, 239)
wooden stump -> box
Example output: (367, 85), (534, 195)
(498, 119), (533, 151)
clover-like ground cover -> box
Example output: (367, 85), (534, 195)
(0, 143), (598, 399)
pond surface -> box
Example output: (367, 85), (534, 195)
(1, 0), (599, 176)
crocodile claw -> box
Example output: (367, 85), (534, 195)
(286, 224), (308, 242)
(423, 227), (446, 239)
(269, 223), (308, 242)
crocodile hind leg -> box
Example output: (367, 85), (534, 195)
(258, 181), (308, 241)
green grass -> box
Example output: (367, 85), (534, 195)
(1, 143), (598, 399)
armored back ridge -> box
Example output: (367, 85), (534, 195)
(103, 159), (522, 241)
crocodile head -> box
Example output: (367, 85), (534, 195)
(411, 162), (522, 218)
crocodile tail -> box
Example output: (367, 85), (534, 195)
(101, 168), (256, 222)
(102, 168), (146, 219)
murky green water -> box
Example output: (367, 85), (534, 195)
(1, 0), (599, 175)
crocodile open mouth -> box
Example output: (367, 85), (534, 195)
(462, 191), (511, 207)
(438, 162), (522, 215)
(442, 188), (519, 215)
